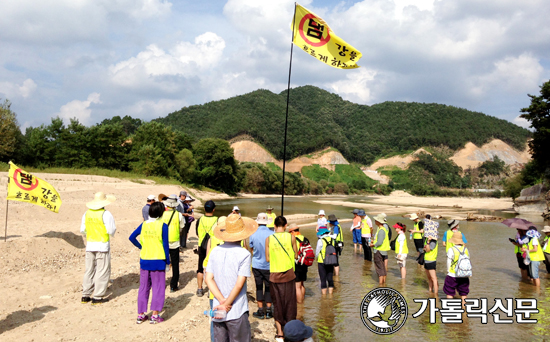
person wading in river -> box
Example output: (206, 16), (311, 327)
(289, 223), (308, 304)
(408, 213), (424, 257)
(359, 210), (372, 262)
(266, 216), (298, 342)
(424, 232), (439, 293)
(328, 214), (343, 276)
(350, 209), (362, 253)
(542, 226), (550, 273)
(370, 214), (390, 285)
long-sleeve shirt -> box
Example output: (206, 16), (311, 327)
(80, 210), (116, 252)
(142, 204), (150, 221)
(374, 228), (388, 256)
(315, 234), (336, 258)
(129, 218), (170, 271)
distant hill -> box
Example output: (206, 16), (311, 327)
(156, 85), (530, 165)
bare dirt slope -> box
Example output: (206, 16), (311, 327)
(369, 148), (430, 170)
(231, 141), (350, 173)
(0, 173), (275, 342)
(450, 139), (531, 169)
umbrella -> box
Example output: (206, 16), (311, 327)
(501, 218), (535, 230)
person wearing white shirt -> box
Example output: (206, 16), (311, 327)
(80, 192), (117, 305)
(393, 223), (408, 279)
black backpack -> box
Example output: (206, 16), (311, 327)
(323, 238), (338, 266)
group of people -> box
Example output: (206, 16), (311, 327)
(79, 191), (479, 341)
(510, 224), (550, 287)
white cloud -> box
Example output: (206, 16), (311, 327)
(125, 99), (187, 120)
(57, 93), (101, 125)
(109, 32), (226, 91)
(513, 115), (531, 129)
(327, 68), (377, 103)
(0, 78), (37, 98)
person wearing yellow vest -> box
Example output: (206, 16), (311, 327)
(315, 228), (337, 294)
(423, 234), (439, 294)
(522, 226), (544, 287)
(196, 200), (218, 297)
(442, 219), (468, 253)
(393, 223), (409, 279)
(358, 210), (373, 261)
(370, 214), (390, 285)
(541, 226), (550, 273)
(205, 214), (258, 342)
(408, 213), (425, 257)
(163, 195), (185, 292)
(327, 214), (342, 276)
(265, 216), (298, 341)
(129, 202), (170, 324)
(510, 228), (530, 280)
(289, 223), (307, 304)
(266, 206), (276, 230)
(443, 231), (470, 303)
(80, 192), (117, 305)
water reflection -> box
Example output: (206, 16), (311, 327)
(215, 197), (548, 341)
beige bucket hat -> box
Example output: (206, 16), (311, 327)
(410, 213), (419, 220)
(214, 214), (258, 242)
(373, 214), (387, 224)
(165, 194), (178, 208)
(86, 192), (116, 210)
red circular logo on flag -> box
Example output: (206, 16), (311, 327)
(13, 169), (39, 191)
(299, 14), (331, 47)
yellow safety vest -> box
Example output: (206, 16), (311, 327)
(373, 226), (390, 252)
(140, 219), (166, 260)
(543, 236), (550, 254)
(413, 221), (422, 239)
(334, 225), (343, 242)
(361, 217), (371, 235)
(269, 232), (295, 273)
(528, 238), (545, 262)
(445, 229), (454, 253)
(267, 212), (276, 228)
(396, 235), (409, 254)
(425, 240), (438, 262)
(84, 209), (109, 243)
(317, 237), (333, 263)
(162, 209), (180, 244)
(448, 245), (469, 275)
(198, 216), (218, 246)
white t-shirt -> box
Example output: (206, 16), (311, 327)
(317, 217), (327, 230)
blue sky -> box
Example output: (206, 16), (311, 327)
(1, 0), (549, 131)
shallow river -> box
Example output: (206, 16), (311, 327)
(215, 196), (549, 341)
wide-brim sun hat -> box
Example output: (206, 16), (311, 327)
(318, 209), (325, 216)
(158, 193), (168, 201)
(288, 223), (299, 232)
(328, 214), (338, 222)
(410, 213), (419, 220)
(317, 228), (330, 237)
(357, 209), (366, 216)
(447, 219), (459, 230)
(373, 214), (387, 224)
(256, 213), (273, 225)
(267, 206), (274, 211)
(283, 320), (313, 342)
(449, 231), (465, 245)
(542, 226), (550, 233)
(233, 206), (240, 211)
(214, 214), (258, 242)
(165, 194), (178, 208)
(87, 192), (116, 210)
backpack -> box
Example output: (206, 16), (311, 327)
(322, 237), (339, 266)
(452, 246), (472, 278)
(198, 217), (219, 250)
(390, 236), (397, 251)
(296, 236), (315, 266)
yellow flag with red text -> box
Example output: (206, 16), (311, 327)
(291, 4), (362, 69)
(7, 161), (62, 213)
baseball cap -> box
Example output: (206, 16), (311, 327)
(204, 200), (216, 210)
(147, 195), (155, 201)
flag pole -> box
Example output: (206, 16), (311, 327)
(281, 2), (297, 217)
(4, 174), (9, 242)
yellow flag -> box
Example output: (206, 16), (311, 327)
(291, 4), (362, 69)
(7, 161), (62, 213)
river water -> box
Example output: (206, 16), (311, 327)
(215, 196), (549, 341)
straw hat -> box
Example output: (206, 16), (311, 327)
(373, 214), (387, 224)
(542, 226), (550, 233)
(165, 194), (178, 208)
(288, 223), (299, 232)
(87, 192), (116, 210)
(214, 214), (258, 242)
(255, 213), (272, 225)
(449, 231), (465, 245)
(410, 213), (419, 221)
(267, 206), (274, 211)
(158, 193), (168, 201)
(447, 219), (459, 230)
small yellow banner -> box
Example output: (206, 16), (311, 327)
(7, 161), (62, 213)
(291, 4), (362, 69)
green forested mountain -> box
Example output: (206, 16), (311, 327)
(159, 85), (530, 165)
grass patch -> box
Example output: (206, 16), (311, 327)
(302, 164), (377, 190)
(265, 162), (282, 172)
